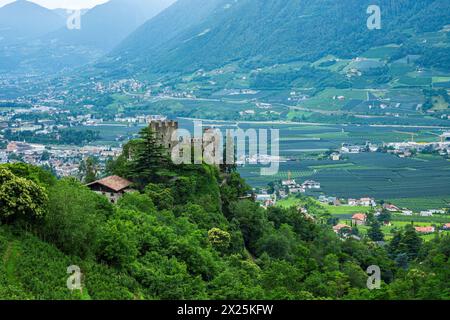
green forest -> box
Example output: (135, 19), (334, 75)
(0, 127), (449, 300)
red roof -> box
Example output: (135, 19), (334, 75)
(415, 226), (435, 233)
(333, 224), (351, 232)
(352, 213), (367, 221)
(87, 175), (132, 192)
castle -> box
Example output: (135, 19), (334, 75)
(148, 119), (179, 152)
(149, 119), (222, 166)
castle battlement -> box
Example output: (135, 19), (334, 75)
(149, 119), (179, 152)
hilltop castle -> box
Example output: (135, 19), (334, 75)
(149, 119), (179, 151)
(149, 119), (222, 166)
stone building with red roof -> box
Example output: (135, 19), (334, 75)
(87, 175), (133, 203)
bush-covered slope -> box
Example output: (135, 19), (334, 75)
(0, 128), (449, 300)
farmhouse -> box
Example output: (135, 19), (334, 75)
(333, 224), (352, 234)
(415, 226), (435, 234)
(419, 210), (434, 217)
(341, 145), (361, 154)
(255, 194), (277, 208)
(87, 175), (133, 203)
(282, 178), (297, 186)
(302, 180), (321, 189)
(352, 213), (367, 226)
(383, 203), (400, 212)
(401, 209), (413, 216)
(330, 152), (341, 161)
(348, 197), (375, 207)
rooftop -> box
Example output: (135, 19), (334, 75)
(352, 213), (367, 221)
(87, 175), (132, 192)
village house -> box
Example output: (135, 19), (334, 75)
(341, 144), (361, 154)
(255, 193), (277, 208)
(401, 209), (413, 216)
(419, 210), (434, 217)
(352, 213), (367, 226)
(87, 175), (133, 203)
(348, 197), (376, 207)
(302, 180), (321, 189)
(281, 176), (306, 194)
(333, 224), (352, 234)
(383, 203), (401, 212)
(415, 226), (435, 234)
(443, 223), (450, 230)
(330, 152), (341, 161)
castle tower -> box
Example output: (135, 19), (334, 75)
(149, 120), (179, 153)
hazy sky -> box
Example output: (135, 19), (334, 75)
(0, 0), (109, 9)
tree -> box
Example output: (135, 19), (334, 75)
(97, 214), (139, 268)
(368, 220), (385, 242)
(144, 183), (174, 210)
(401, 225), (423, 260)
(256, 224), (296, 260)
(389, 225), (423, 261)
(79, 156), (99, 183)
(0, 168), (48, 224)
(208, 228), (231, 252)
(43, 178), (112, 258)
(377, 209), (392, 224)
(40, 150), (50, 161)
(229, 200), (268, 252)
(1, 162), (56, 187)
(130, 127), (168, 186)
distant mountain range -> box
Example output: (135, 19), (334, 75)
(0, 0), (175, 74)
(0, 0), (64, 43)
(103, 0), (450, 75)
(49, 0), (176, 51)
(1, 0), (449, 77)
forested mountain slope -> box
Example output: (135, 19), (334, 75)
(0, 128), (449, 300)
(106, 0), (450, 75)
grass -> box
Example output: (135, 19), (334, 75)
(433, 76), (450, 84)
(277, 197), (302, 208)
(362, 45), (401, 60)
(387, 196), (450, 211)
(321, 204), (373, 215)
(300, 88), (368, 111)
(3, 241), (20, 284)
(397, 76), (432, 87)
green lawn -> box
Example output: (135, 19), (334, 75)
(322, 204), (372, 215)
(277, 197), (303, 208)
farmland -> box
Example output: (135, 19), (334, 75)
(277, 196), (450, 242)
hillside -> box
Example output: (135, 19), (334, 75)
(0, 129), (449, 300)
(107, 0), (450, 75)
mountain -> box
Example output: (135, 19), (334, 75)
(0, 0), (175, 75)
(108, 0), (450, 75)
(0, 0), (65, 43)
(49, 0), (177, 51)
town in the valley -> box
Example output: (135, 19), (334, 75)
(1, 99), (449, 242)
